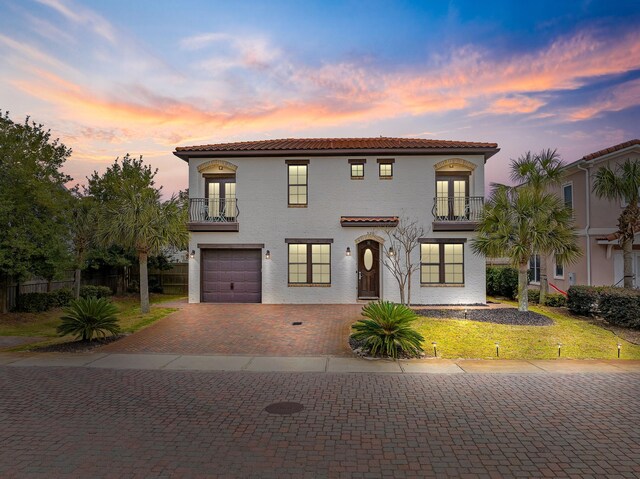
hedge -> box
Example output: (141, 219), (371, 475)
(598, 287), (640, 329)
(486, 267), (518, 299)
(79, 285), (113, 299)
(567, 286), (602, 317)
(14, 292), (53, 312)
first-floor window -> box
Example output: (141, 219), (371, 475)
(420, 242), (464, 284)
(288, 243), (331, 284)
(554, 255), (564, 278)
(529, 254), (541, 283)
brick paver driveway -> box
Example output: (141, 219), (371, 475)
(101, 304), (363, 356)
(1, 367), (639, 478)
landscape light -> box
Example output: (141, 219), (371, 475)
(618, 343), (622, 359)
(432, 342), (437, 357)
(557, 342), (562, 357)
(265, 250), (271, 260)
(464, 309), (468, 319)
(495, 342), (500, 357)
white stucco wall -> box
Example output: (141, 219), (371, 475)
(187, 154), (487, 304)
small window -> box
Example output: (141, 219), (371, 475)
(350, 163), (364, 179)
(562, 183), (573, 210)
(529, 254), (541, 283)
(420, 242), (464, 285)
(288, 164), (307, 206)
(288, 243), (331, 284)
(554, 256), (564, 279)
(379, 163), (393, 178)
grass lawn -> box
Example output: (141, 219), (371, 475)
(0, 294), (183, 348)
(414, 303), (640, 360)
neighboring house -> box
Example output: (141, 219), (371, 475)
(533, 139), (640, 291)
(173, 138), (499, 304)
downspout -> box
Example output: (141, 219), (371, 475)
(577, 162), (591, 286)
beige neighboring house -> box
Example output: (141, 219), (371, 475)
(532, 139), (640, 292)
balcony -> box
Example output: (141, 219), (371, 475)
(432, 196), (483, 231)
(188, 197), (239, 232)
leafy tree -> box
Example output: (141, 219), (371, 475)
(510, 149), (564, 303)
(380, 217), (425, 305)
(69, 193), (98, 299)
(0, 111), (73, 310)
(472, 184), (580, 311)
(93, 159), (187, 313)
(592, 159), (640, 288)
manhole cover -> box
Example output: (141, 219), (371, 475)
(264, 402), (304, 415)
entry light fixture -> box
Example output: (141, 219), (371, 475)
(189, 250), (195, 259)
(265, 250), (271, 260)
(388, 247), (395, 257)
(346, 247), (351, 256)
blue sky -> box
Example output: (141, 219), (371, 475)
(1, 0), (639, 194)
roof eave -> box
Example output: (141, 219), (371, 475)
(174, 146), (500, 162)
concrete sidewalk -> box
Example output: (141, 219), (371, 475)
(1, 351), (639, 374)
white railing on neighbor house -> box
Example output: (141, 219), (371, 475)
(432, 196), (484, 222)
(189, 197), (239, 223)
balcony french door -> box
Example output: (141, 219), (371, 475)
(436, 174), (469, 220)
(206, 177), (236, 221)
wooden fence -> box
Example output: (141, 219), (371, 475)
(1, 263), (188, 312)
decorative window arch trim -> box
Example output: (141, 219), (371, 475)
(354, 233), (385, 244)
(434, 158), (477, 171)
(197, 159), (238, 173)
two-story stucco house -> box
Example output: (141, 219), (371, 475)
(531, 139), (640, 291)
(173, 138), (499, 304)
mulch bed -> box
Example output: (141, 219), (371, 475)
(32, 335), (127, 353)
(414, 308), (554, 326)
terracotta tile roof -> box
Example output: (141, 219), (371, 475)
(176, 137), (498, 153)
(581, 139), (640, 162)
(340, 216), (399, 227)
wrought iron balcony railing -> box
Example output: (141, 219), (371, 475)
(432, 196), (484, 222)
(189, 197), (239, 223)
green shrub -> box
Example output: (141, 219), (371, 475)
(567, 286), (601, 317)
(544, 293), (567, 307)
(351, 301), (424, 358)
(79, 285), (112, 299)
(14, 292), (53, 312)
(57, 297), (121, 341)
(527, 289), (540, 304)
(598, 287), (640, 329)
(49, 288), (74, 307)
(486, 266), (518, 299)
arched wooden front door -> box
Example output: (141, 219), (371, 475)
(357, 240), (380, 299)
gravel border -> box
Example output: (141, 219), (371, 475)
(31, 334), (127, 353)
(415, 308), (554, 326)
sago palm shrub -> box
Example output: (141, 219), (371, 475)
(351, 301), (424, 358)
(57, 297), (121, 341)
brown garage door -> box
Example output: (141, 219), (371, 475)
(201, 249), (262, 303)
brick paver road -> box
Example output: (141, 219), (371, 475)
(101, 304), (362, 356)
(1, 367), (639, 478)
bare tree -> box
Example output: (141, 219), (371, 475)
(380, 217), (425, 305)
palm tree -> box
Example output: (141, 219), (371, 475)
(510, 149), (564, 303)
(592, 159), (640, 288)
(99, 187), (188, 313)
(472, 184), (580, 311)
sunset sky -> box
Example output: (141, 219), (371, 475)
(1, 0), (639, 194)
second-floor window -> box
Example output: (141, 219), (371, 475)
(205, 175), (236, 220)
(351, 163), (364, 179)
(563, 183), (573, 210)
(435, 172), (469, 219)
(288, 164), (308, 206)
